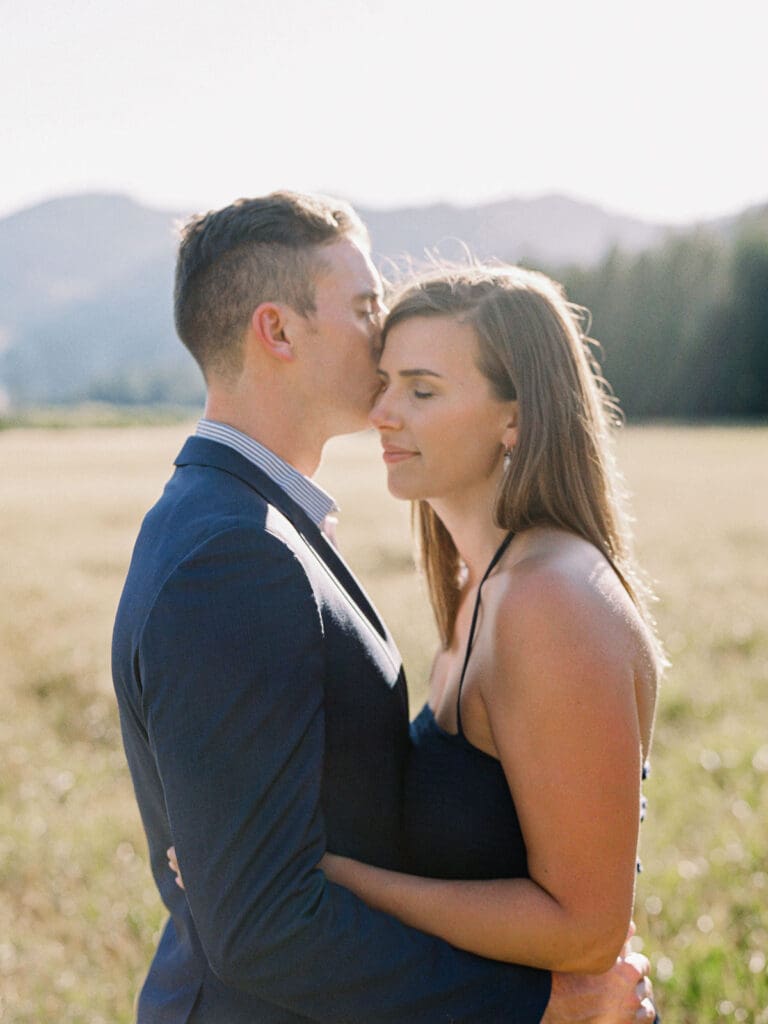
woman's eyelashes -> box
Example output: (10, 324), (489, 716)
(409, 376), (438, 399)
(379, 383), (434, 400)
(375, 373), (436, 400)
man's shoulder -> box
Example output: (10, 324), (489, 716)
(120, 464), (315, 628)
(119, 503), (323, 659)
(140, 461), (266, 549)
(143, 465), (312, 572)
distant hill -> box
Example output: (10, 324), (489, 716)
(359, 194), (667, 268)
(0, 195), (191, 405)
(0, 191), (760, 406)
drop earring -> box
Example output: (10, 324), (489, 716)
(503, 445), (513, 471)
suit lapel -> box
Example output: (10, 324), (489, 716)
(175, 437), (393, 646)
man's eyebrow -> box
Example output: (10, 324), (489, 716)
(355, 289), (383, 302)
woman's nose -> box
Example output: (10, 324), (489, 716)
(369, 389), (399, 430)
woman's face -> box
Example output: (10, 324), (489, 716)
(370, 315), (517, 503)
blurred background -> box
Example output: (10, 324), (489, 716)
(0, 1), (766, 1021)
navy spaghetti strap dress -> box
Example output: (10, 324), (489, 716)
(403, 532), (648, 881)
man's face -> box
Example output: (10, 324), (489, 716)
(295, 238), (386, 437)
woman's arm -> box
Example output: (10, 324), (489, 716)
(321, 853), (604, 972)
(323, 565), (644, 974)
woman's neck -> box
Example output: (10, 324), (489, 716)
(428, 490), (510, 587)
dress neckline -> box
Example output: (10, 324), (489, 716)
(417, 702), (504, 764)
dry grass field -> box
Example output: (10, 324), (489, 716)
(0, 422), (766, 1022)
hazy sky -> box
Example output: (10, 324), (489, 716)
(3, 0), (766, 223)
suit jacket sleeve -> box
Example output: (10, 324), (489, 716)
(138, 525), (551, 1023)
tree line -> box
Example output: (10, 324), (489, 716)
(63, 211), (768, 421)
(556, 216), (768, 420)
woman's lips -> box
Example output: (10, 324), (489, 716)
(382, 446), (418, 464)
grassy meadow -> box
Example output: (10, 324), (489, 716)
(0, 422), (766, 1022)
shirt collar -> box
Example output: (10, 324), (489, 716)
(195, 419), (338, 527)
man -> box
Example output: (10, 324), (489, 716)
(112, 191), (655, 1022)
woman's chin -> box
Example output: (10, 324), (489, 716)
(385, 474), (419, 502)
(386, 483), (411, 501)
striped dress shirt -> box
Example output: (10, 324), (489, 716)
(195, 419), (338, 528)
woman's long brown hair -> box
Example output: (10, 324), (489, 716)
(382, 264), (664, 665)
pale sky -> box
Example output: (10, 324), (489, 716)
(2, 0), (766, 224)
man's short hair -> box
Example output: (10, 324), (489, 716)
(174, 191), (369, 379)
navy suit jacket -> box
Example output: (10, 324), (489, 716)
(112, 436), (551, 1022)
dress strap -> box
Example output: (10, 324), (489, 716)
(456, 532), (514, 738)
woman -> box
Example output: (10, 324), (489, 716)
(321, 263), (662, 974)
(170, 263), (662, 975)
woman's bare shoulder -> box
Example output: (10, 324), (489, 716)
(485, 528), (659, 759)
(498, 529), (624, 608)
(490, 528), (654, 673)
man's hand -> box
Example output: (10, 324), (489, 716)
(167, 845), (185, 889)
(541, 953), (655, 1023)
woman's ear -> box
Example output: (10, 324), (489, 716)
(250, 302), (296, 363)
(502, 401), (519, 450)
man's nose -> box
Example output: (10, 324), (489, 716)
(371, 305), (388, 355)
(370, 328), (384, 360)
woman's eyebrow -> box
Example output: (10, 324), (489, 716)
(377, 367), (444, 380)
(398, 368), (443, 379)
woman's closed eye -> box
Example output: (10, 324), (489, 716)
(375, 377), (434, 400)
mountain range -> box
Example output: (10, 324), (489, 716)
(0, 191), (756, 406)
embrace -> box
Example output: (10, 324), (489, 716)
(112, 192), (663, 1022)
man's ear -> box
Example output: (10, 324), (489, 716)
(250, 302), (296, 363)
(502, 401), (519, 450)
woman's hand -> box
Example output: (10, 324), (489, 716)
(167, 845), (185, 889)
(167, 849), (346, 893)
